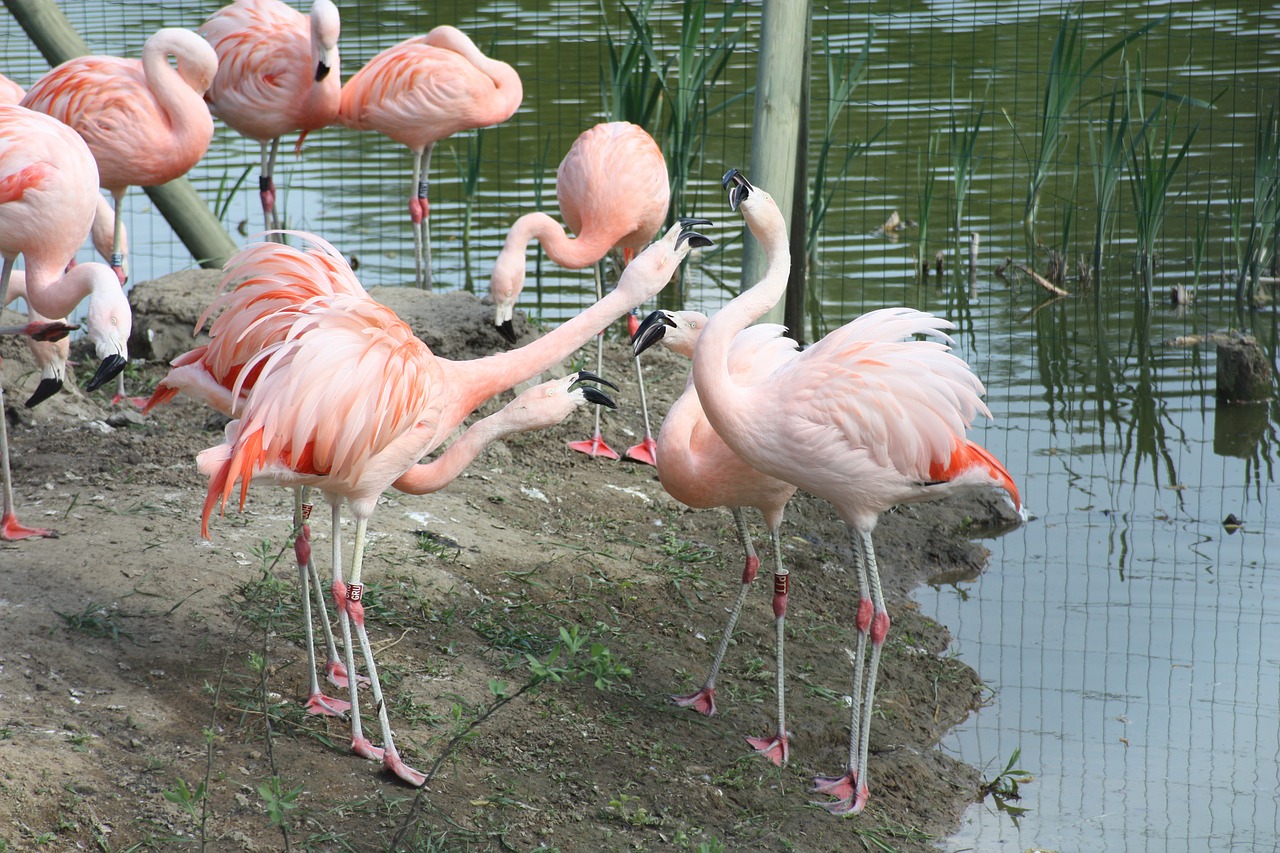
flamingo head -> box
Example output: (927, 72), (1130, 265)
(155, 29), (219, 96)
(79, 263), (132, 392)
(489, 251), (525, 344)
(616, 218), (713, 304)
(310, 0), (341, 81)
(631, 309), (707, 359)
(500, 371), (618, 433)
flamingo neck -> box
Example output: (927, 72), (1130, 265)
(392, 411), (507, 495)
(692, 202), (791, 427)
(505, 212), (616, 270)
(142, 35), (212, 156)
(19, 260), (99, 320)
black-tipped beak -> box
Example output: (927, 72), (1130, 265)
(722, 168), (752, 211)
(25, 377), (63, 408)
(631, 310), (675, 356)
(581, 386), (617, 409)
(676, 218), (714, 251)
(571, 370), (620, 392)
(315, 61), (331, 82)
(497, 319), (517, 345)
(85, 354), (127, 392)
(30, 321), (78, 343)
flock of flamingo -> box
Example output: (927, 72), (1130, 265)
(0, 0), (1022, 815)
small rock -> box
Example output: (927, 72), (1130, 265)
(106, 409), (146, 428)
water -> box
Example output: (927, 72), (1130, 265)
(2, 2), (1277, 849)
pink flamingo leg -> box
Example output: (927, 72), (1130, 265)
(327, 505), (383, 763)
(293, 493), (350, 716)
(0, 375), (55, 541)
(335, 512), (424, 783)
(260, 138), (281, 235)
(568, 263), (619, 459)
(746, 534), (790, 766)
(622, 350), (657, 465)
(673, 508), (760, 716)
(813, 531), (882, 815)
(408, 145), (435, 289)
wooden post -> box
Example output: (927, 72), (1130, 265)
(4, 0), (239, 270)
(742, 0), (809, 324)
(783, 12), (811, 345)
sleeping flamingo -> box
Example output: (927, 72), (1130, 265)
(489, 121), (669, 463)
(631, 308), (799, 764)
(693, 170), (1020, 814)
(340, 26), (522, 289)
(0, 105), (132, 540)
(190, 220), (710, 784)
(200, 0), (342, 233)
(20, 28), (218, 284)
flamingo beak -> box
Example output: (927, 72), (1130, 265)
(85, 354), (127, 392)
(497, 318), (517, 345)
(631, 310), (675, 357)
(722, 169), (752, 211)
(315, 60), (331, 82)
(675, 218), (714, 250)
(570, 370), (619, 392)
(25, 377), (63, 408)
(569, 370), (618, 409)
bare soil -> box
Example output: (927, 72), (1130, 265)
(1, 273), (1020, 852)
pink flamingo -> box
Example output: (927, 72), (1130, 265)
(200, 0), (341, 233)
(0, 105), (133, 540)
(20, 27), (219, 284)
(0, 73), (25, 106)
(2, 271), (77, 408)
(490, 121), (670, 463)
(631, 308), (800, 764)
(189, 221), (709, 785)
(693, 170), (1020, 814)
(339, 25), (522, 289)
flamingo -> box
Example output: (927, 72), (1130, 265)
(0, 105), (132, 540)
(693, 170), (1020, 814)
(200, 0), (342, 234)
(2, 271), (76, 408)
(0, 73), (24, 106)
(20, 27), (219, 285)
(631, 308), (800, 765)
(187, 220), (709, 784)
(339, 26), (522, 288)
(489, 121), (670, 463)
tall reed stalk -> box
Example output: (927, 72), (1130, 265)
(1126, 54), (1202, 298)
(600, 0), (662, 128)
(949, 74), (987, 234)
(452, 127), (485, 293)
(1237, 98), (1280, 306)
(1022, 8), (1169, 251)
(915, 131), (940, 279)
(1087, 72), (1131, 277)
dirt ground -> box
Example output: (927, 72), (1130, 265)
(0, 271), (1022, 852)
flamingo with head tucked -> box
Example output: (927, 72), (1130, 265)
(200, 0), (342, 233)
(489, 121), (669, 463)
(631, 308), (800, 764)
(339, 25), (522, 289)
(692, 170), (1020, 814)
(185, 220), (709, 785)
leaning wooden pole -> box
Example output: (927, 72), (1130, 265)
(741, 0), (809, 324)
(4, 0), (238, 270)
(784, 12), (812, 345)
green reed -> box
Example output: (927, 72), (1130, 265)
(915, 131), (941, 279)
(1237, 98), (1280, 306)
(1087, 73), (1131, 277)
(600, 0), (662, 128)
(949, 74), (987, 234)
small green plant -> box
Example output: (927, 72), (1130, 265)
(212, 164), (254, 227)
(257, 776), (305, 830)
(979, 747), (1034, 824)
(161, 776), (208, 824)
(606, 792), (659, 827)
(525, 624), (633, 690)
(54, 600), (128, 643)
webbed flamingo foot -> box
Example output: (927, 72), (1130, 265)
(568, 433), (620, 460)
(303, 691), (351, 717)
(623, 435), (657, 466)
(746, 732), (790, 766)
(1, 510), (55, 541)
(672, 686), (717, 717)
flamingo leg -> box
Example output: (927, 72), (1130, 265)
(294, 489), (349, 716)
(814, 529), (883, 814)
(567, 262), (619, 459)
(342, 516), (426, 786)
(408, 145), (435, 289)
(746, 528), (790, 766)
(623, 348), (657, 465)
(260, 138), (281, 236)
(329, 503), (382, 763)
(674, 507), (759, 717)
(0, 259), (54, 541)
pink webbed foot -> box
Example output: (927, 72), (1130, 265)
(382, 745), (427, 787)
(1, 511), (56, 541)
(811, 772), (870, 815)
(351, 736), (384, 762)
(568, 433), (620, 461)
(111, 393), (148, 409)
(672, 686), (717, 717)
(303, 691), (351, 717)
(326, 658), (370, 690)
(623, 435), (658, 466)
(746, 732), (790, 766)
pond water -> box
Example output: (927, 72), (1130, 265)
(2, 1), (1277, 850)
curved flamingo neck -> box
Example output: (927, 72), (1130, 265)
(18, 260), (104, 320)
(504, 212), (616, 270)
(692, 199), (791, 426)
(428, 26), (522, 124)
(142, 33), (212, 155)
(392, 410), (507, 495)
